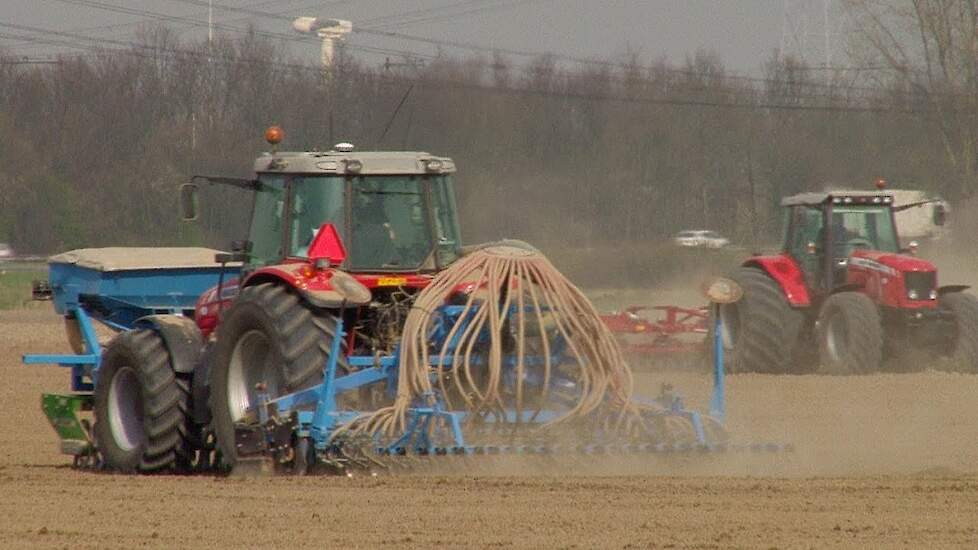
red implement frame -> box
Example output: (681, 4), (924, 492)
(600, 305), (708, 355)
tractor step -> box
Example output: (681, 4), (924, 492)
(40, 393), (96, 461)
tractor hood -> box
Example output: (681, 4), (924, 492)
(850, 249), (935, 275)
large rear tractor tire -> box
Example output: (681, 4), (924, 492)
(714, 267), (804, 373)
(939, 292), (978, 372)
(210, 283), (347, 469)
(816, 292), (883, 375)
(93, 330), (190, 473)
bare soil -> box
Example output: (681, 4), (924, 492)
(3, 308), (978, 549)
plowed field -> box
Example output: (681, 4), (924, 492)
(3, 308), (978, 549)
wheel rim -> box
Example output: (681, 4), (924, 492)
(107, 366), (144, 452)
(825, 311), (849, 362)
(718, 303), (740, 350)
(227, 329), (284, 422)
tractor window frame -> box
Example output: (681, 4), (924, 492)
(246, 174), (288, 267)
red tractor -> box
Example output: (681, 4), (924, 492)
(719, 189), (978, 374)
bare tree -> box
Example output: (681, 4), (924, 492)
(844, 0), (978, 198)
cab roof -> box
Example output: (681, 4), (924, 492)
(253, 150), (456, 175)
(781, 191), (894, 207)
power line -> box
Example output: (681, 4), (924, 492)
(0, 0), (317, 52)
(0, 20), (935, 116)
(38, 0), (436, 61)
(356, 1), (492, 28)
(385, 72), (924, 114)
(0, 56), (62, 65)
(362, 0), (540, 30)
(156, 0), (906, 97)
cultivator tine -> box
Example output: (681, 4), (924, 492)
(334, 437), (794, 473)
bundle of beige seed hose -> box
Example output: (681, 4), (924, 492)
(336, 242), (684, 444)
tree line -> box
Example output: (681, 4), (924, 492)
(0, 17), (972, 259)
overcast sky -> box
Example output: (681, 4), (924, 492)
(0, 1), (842, 74)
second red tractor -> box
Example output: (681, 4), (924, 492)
(719, 189), (978, 374)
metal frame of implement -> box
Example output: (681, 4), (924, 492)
(600, 305), (708, 357)
(228, 302), (732, 461)
(24, 264), (786, 468)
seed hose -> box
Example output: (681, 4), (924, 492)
(336, 243), (682, 443)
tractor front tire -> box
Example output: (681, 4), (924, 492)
(210, 283), (347, 469)
(93, 330), (189, 473)
(716, 267), (803, 373)
(816, 292), (882, 375)
(939, 292), (978, 372)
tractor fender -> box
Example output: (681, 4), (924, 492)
(132, 314), (203, 374)
(242, 264), (372, 308)
(743, 255), (811, 307)
(939, 285), (971, 296)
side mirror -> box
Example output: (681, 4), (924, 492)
(933, 203), (947, 226)
(215, 240), (253, 264)
(230, 240), (253, 254)
(180, 183), (199, 221)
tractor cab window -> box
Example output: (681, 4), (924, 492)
(785, 206), (823, 284)
(349, 176), (434, 271)
(786, 206), (823, 257)
(248, 175), (287, 266)
(831, 206), (898, 254)
(288, 175), (346, 258)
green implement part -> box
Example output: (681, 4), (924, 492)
(41, 393), (95, 457)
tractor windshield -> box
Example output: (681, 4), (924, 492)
(784, 203), (900, 280)
(831, 206), (899, 253)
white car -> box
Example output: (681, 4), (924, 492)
(0, 243), (12, 259)
(673, 230), (729, 248)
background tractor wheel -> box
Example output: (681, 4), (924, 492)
(210, 283), (348, 469)
(714, 266), (804, 373)
(938, 292), (978, 372)
(93, 329), (189, 473)
(816, 292), (882, 375)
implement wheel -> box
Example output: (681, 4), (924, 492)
(210, 283), (347, 469)
(93, 330), (190, 473)
(816, 291), (882, 375)
(715, 267), (804, 373)
(939, 292), (978, 372)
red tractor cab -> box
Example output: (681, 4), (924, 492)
(719, 189), (977, 374)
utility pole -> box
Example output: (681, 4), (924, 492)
(208, 0), (213, 45)
(823, 0), (831, 69)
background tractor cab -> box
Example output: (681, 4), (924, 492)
(783, 191), (903, 292)
(718, 182), (977, 376)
